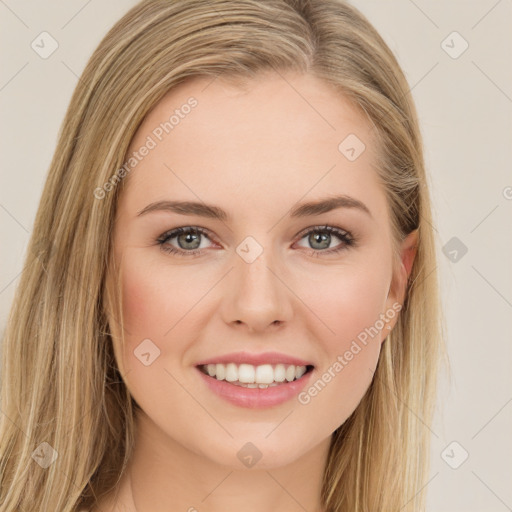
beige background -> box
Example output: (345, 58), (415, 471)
(1, 1), (511, 510)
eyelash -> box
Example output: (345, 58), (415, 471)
(156, 225), (356, 258)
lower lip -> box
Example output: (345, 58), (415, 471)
(195, 367), (314, 409)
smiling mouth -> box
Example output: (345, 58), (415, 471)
(197, 363), (315, 388)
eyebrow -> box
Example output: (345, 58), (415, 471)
(136, 194), (372, 220)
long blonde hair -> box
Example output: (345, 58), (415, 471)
(0, 1), (447, 510)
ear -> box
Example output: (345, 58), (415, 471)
(400, 228), (418, 282)
(383, 228), (418, 335)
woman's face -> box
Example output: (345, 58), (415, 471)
(109, 71), (414, 469)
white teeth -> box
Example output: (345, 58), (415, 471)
(274, 364), (286, 382)
(215, 363), (225, 380)
(239, 363), (255, 383)
(230, 381), (280, 388)
(285, 365), (296, 382)
(295, 366), (307, 379)
(255, 364), (274, 384)
(200, 362), (310, 385)
(225, 363), (238, 382)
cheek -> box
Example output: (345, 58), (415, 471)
(121, 264), (161, 335)
(115, 252), (204, 412)
(297, 265), (390, 423)
(120, 251), (200, 337)
(116, 251), (181, 371)
(116, 250), (212, 372)
(311, 265), (390, 347)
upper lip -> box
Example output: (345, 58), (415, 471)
(195, 351), (314, 367)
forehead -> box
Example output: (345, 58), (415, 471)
(119, 72), (388, 227)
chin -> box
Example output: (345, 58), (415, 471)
(198, 433), (318, 471)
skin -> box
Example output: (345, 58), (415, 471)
(96, 71), (417, 512)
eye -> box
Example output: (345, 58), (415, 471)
(294, 225), (355, 257)
(156, 224), (356, 258)
(156, 226), (216, 257)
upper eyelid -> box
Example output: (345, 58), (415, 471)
(295, 224), (350, 238)
(159, 226), (214, 242)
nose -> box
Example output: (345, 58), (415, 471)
(221, 249), (293, 333)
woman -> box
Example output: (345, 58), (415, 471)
(0, 1), (446, 510)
